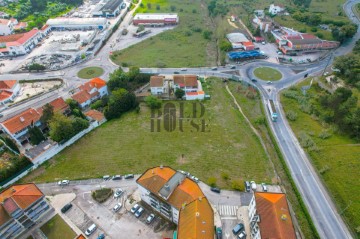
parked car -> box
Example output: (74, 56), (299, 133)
(146, 213), (155, 224)
(216, 227), (223, 239)
(124, 174), (134, 179)
(135, 207), (144, 218)
(174, 71), (180, 74)
(210, 187), (221, 193)
(229, 65), (236, 69)
(250, 181), (257, 191)
(58, 180), (70, 186)
(113, 203), (122, 212)
(261, 183), (268, 192)
(190, 176), (200, 183)
(232, 223), (244, 235)
(211, 67), (217, 70)
(244, 181), (251, 192)
(261, 41), (266, 45)
(112, 175), (122, 180)
(61, 203), (72, 213)
(103, 175), (110, 180)
(266, 81), (272, 84)
(114, 188), (124, 198)
(131, 203), (140, 213)
(180, 68), (187, 71)
(178, 170), (186, 175)
(85, 224), (97, 236)
(238, 231), (247, 239)
(97, 234), (105, 239)
(251, 79), (257, 83)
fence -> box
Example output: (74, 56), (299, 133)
(2, 121), (101, 188)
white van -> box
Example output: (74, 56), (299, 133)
(85, 224), (97, 236)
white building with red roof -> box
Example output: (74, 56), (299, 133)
(0, 18), (27, 36)
(71, 78), (108, 108)
(0, 29), (41, 57)
(0, 80), (20, 105)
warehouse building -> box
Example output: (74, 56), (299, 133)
(272, 27), (339, 55)
(0, 29), (42, 57)
(133, 13), (179, 26)
(92, 0), (124, 18)
(226, 32), (255, 50)
(46, 18), (108, 31)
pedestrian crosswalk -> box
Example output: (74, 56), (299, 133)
(217, 205), (238, 217)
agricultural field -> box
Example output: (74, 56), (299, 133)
(112, 0), (216, 67)
(40, 215), (76, 239)
(22, 79), (274, 189)
(281, 80), (360, 237)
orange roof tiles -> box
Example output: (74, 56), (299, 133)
(0, 29), (39, 47)
(173, 75), (198, 87)
(255, 192), (296, 239)
(0, 183), (44, 226)
(0, 90), (12, 101)
(186, 92), (198, 96)
(76, 235), (86, 239)
(242, 41), (254, 47)
(178, 197), (214, 239)
(79, 78), (107, 92)
(13, 22), (28, 30)
(168, 178), (205, 209)
(49, 97), (69, 113)
(137, 167), (176, 196)
(1, 108), (41, 134)
(72, 90), (94, 104)
(0, 80), (17, 90)
(0, 19), (10, 25)
(150, 76), (165, 87)
(85, 110), (105, 122)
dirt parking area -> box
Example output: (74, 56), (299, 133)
(14, 80), (62, 103)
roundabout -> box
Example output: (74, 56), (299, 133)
(253, 66), (282, 81)
(77, 66), (105, 79)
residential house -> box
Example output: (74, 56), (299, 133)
(248, 192), (296, 239)
(71, 78), (108, 109)
(85, 109), (106, 126)
(253, 15), (273, 33)
(269, 4), (285, 15)
(36, 97), (71, 116)
(0, 29), (42, 57)
(150, 75), (166, 95)
(0, 80), (20, 105)
(136, 166), (214, 239)
(0, 183), (52, 239)
(0, 108), (42, 145)
(173, 75), (198, 93)
(0, 18), (27, 36)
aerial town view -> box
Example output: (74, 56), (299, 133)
(0, 0), (359, 238)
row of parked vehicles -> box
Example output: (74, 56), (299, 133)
(130, 203), (156, 224)
(103, 174), (134, 180)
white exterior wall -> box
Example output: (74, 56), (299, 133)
(172, 207), (180, 224)
(248, 195), (256, 220)
(7, 32), (40, 55)
(151, 87), (164, 95)
(138, 184), (152, 205)
(185, 94), (204, 100)
(269, 4), (284, 15)
(249, 194), (261, 239)
(10, 83), (20, 100)
(0, 24), (12, 36)
(98, 85), (108, 97)
(80, 99), (92, 109)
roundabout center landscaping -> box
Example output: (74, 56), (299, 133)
(77, 67), (104, 79)
(253, 67), (282, 81)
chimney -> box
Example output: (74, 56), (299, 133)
(152, 170), (154, 174)
(196, 212), (200, 217)
(11, 188), (16, 193)
(281, 214), (287, 221)
(182, 202), (186, 210)
(198, 196), (202, 201)
(160, 165), (163, 169)
(20, 117), (25, 122)
(164, 184), (170, 191)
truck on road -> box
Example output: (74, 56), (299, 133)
(267, 99), (278, 122)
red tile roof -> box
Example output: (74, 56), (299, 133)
(37, 97), (69, 115)
(79, 78), (106, 92)
(13, 22), (28, 30)
(0, 184), (44, 226)
(72, 90), (93, 104)
(1, 108), (41, 134)
(41, 24), (49, 31)
(255, 192), (296, 239)
(186, 92), (198, 96)
(150, 76), (165, 87)
(76, 235), (86, 239)
(0, 19), (10, 25)
(0, 29), (39, 47)
(85, 110), (105, 122)
(0, 90), (12, 101)
(174, 75), (198, 87)
(0, 80), (17, 90)
(242, 41), (254, 47)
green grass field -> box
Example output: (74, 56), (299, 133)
(41, 215), (76, 239)
(281, 81), (360, 237)
(111, 0), (216, 67)
(22, 79), (274, 188)
(77, 67), (104, 79)
(253, 67), (282, 81)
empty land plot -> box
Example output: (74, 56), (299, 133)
(40, 215), (76, 239)
(281, 82), (360, 237)
(111, 0), (216, 67)
(22, 79), (273, 188)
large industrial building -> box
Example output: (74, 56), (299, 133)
(46, 18), (108, 30)
(226, 32), (255, 50)
(133, 13), (179, 26)
(92, 0), (124, 18)
(136, 166), (214, 239)
(272, 27), (339, 55)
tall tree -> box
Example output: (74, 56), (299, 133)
(104, 88), (138, 120)
(40, 103), (54, 124)
(28, 126), (45, 145)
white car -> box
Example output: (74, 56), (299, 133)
(113, 203), (122, 212)
(131, 203), (140, 213)
(146, 213), (155, 224)
(250, 181), (257, 191)
(114, 188), (124, 198)
(58, 180), (69, 186)
(261, 183), (268, 192)
(190, 176), (200, 183)
(180, 68), (187, 71)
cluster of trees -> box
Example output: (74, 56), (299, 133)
(0, 153), (32, 183)
(104, 88), (138, 120)
(293, 0), (312, 8)
(332, 24), (358, 43)
(292, 12), (322, 26)
(319, 88), (360, 140)
(333, 41), (360, 87)
(208, 0), (229, 17)
(107, 67), (151, 92)
(28, 63), (46, 72)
